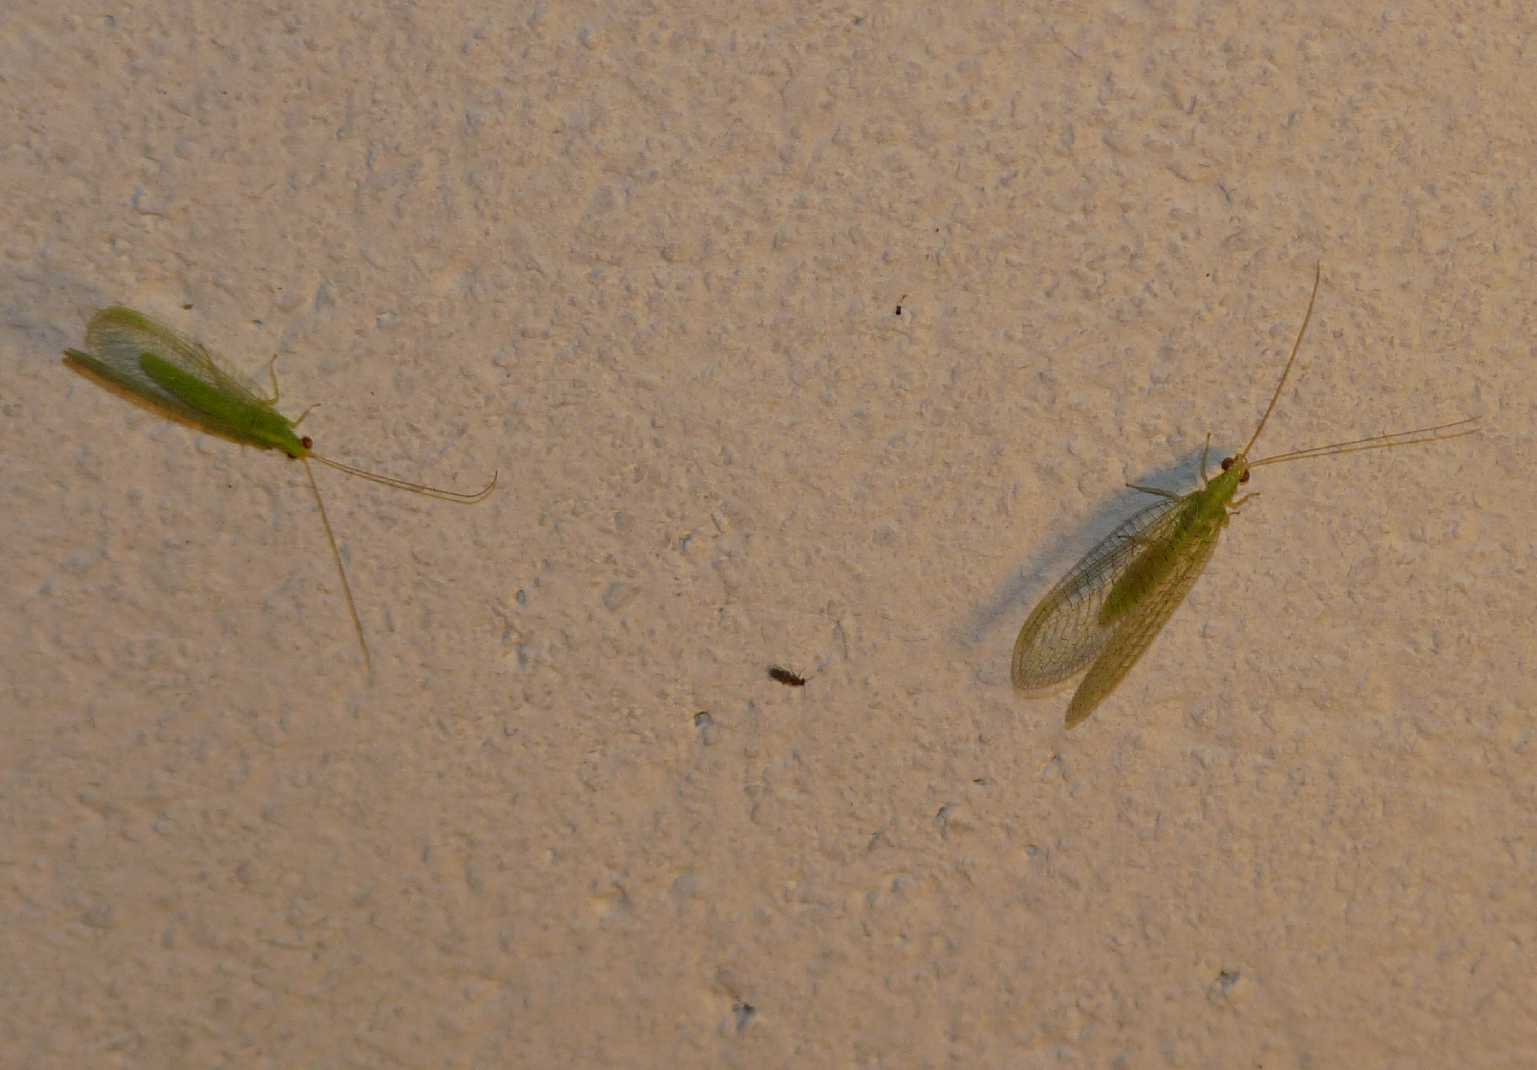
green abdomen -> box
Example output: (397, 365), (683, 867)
(1099, 494), (1225, 626)
(139, 353), (306, 457)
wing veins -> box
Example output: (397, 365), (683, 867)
(1012, 493), (1194, 694)
(1063, 521), (1222, 726)
(82, 307), (268, 412)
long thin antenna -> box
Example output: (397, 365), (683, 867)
(309, 452), (497, 504)
(302, 458), (371, 670)
(1250, 417), (1477, 468)
(1242, 261), (1323, 458)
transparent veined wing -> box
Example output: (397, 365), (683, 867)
(65, 306), (266, 417)
(1011, 493), (1191, 695)
(1063, 516), (1223, 727)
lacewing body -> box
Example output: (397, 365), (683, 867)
(64, 306), (496, 668)
(1011, 267), (1475, 727)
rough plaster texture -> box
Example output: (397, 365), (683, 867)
(3, 2), (1533, 1066)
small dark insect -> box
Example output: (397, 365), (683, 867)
(768, 666), (807, 687)
(895, 293), (908, 316)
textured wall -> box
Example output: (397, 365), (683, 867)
(3, 1), (1530, 1066)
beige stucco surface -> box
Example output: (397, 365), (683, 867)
(3, 2), (1533, 1066)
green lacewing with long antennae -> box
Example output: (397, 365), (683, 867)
(1011, 265), (1476, 728)
(63, 305), (496, 669)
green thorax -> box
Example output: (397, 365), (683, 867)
(1189, 460), (1245, 525)
(1098, 460), (1246, 626)
(139, 353), (308, 458)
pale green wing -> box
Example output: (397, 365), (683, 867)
(1012, 494), (1192, 694)
(1063, 518), (1223, 727)
(67, 306), (265, 413)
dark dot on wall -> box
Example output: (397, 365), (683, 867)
(732, 1000), (756, 1033)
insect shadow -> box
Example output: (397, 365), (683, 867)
(960, 447), (1213, 658)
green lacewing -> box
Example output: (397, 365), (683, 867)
(63, 306), (496, 669)
(1011, 266), (1475, 728)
